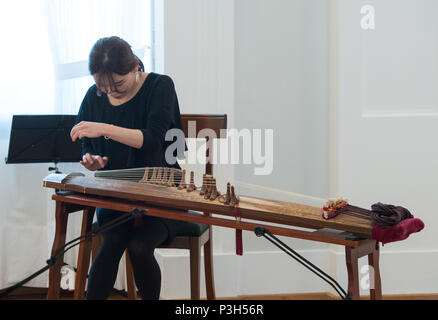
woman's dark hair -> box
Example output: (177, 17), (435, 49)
(89, 36), (145, 93)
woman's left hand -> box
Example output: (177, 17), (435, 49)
(71, 121), (109, 142)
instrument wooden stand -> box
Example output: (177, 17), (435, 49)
(47, 193), (382, 300)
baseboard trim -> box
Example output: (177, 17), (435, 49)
(220, 292), (438, 300)
(157, 247), (438, 298)
(1, 287), (437, 300)
(0, 287), (127, 300)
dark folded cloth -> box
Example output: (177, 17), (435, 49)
(370, 202), (414, 228)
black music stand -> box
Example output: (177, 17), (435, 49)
(5, 115), (82, 173)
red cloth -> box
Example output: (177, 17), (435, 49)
(372, 218), (424, 245)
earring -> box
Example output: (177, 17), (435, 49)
(136, 71), (140, 83)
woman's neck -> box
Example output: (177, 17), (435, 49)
(108, 72), (149, 106)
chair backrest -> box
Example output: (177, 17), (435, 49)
(180, 114), (227, 176)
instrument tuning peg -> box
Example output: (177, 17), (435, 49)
(209, 178), (220, 201)
(177, 169), (187, 190)
(187, 171), (197, 192)
(139, 167), (149, 184)
(230, 185), (240, 206)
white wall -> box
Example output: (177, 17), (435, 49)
(234, 0), (329, 200)
(157, 0), (333, 299)
(159, 0), (437, 299)
(334, 0), (438, 295)
(234, 0), (329, 252)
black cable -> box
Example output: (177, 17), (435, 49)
(265, 232), (348, 299)
(51, 209), (142, 259)
(0, 207), (146, 299)
(261, 234), (347, 299)
(254, 227), (350, 300)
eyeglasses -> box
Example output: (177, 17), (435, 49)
(96, 88), (112, 97)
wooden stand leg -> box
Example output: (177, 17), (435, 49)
(73, 207), (95, 300)
(204, 227), (216, 300)
(345, 240), (382, 300)
(47, 201), (69, 300)
(345, 246), (360, 300)
(368, 242), (382, 300)
(189, 237), (201, 300)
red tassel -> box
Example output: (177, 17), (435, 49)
(236, 229), (243, 256)
(235, 207), (243, 256)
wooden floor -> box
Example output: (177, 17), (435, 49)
(1, 287), (438, 300)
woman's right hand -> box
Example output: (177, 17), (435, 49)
(80, 153), (109, 171)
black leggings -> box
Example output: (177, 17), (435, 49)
(86, 208), (171, 300)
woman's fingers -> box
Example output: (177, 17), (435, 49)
(79, 153), (108, 171)
(92, 155), (109, 169)
(93, 155), (105, 168)
(71, 122), (83, 142)
(80, 160), (91, 170)
(80, 153), (98, 171)
(80, 160), (94, 170)
(71, 121), (106, 141)
(84, 153), (94, 165)
(82, 153), (88, 164)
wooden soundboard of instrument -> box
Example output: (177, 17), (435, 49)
(43, 168), (373, 237)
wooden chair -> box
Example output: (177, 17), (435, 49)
(76, 114), (227, 300)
